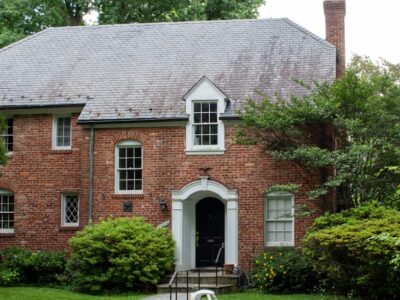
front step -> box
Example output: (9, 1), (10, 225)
(157, 269), (238, 295)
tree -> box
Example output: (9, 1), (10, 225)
(93, 0), (265, 24)
(237, 56), (400, 209)
(0, 0), (91, 48)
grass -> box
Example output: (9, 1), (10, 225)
(218, 292), (346, 299)
(0, 287), (147, 300)
(0, 287), (347, 300)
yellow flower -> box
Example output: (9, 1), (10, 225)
(283, 271), (287, 275)
(270, 256), (273, 260)
(280, 265), (283, 269)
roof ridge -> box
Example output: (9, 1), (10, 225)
(48, 17), (285, 30)
(0, 28), (53, 54)
(281, 18), (335, 49)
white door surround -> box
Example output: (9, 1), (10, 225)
(171, 176), (238, 270)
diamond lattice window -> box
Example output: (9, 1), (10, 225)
(62, 194), (79, 226)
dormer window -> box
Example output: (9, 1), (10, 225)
(193, 101), (218, 146)
(184, 77), (227, 155)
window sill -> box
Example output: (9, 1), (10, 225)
(185, 148), (225, 155)
(112, 193), (144, 199)
(50, 149), (72, 154)
(59, 226), (81, 231)
(6, 152), (13, 158)
(0, 232), (15, 237)
(265, 243), (295, 247)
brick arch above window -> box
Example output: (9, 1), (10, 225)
(0, 180), (17, 193)
(111, 131), (147, 146)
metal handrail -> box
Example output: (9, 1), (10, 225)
(215, 242), (225, 264)
(215, 243), (225, 287)
(168, 244), (226, 300)
(168, 271), (178, 300)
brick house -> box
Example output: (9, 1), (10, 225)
(0, 1), (345, 270)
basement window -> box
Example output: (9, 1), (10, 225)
(61, 193), (79, 227)
(0, 190), (14, 233)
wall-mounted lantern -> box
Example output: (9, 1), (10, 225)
(158, 199), (167, 212)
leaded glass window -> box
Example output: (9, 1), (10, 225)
(62, 194), (79, 226)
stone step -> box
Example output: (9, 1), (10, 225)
(164, 276), (237, 285)
(161, 272), (238, 285)
(156, 283), (237, 294)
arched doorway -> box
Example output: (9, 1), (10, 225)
(196, 197), (225, 267)
(171, 177), (238, 270)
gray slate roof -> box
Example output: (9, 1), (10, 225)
(0, 18), (336, 122)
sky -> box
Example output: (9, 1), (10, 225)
(259, 0), (400, 64)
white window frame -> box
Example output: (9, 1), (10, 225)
(0, 190), (14, 234)
(0, 118), (13, 155)
(52, 115), (72, 150)
(192, 100), (219, 147)
(185, 79), (226, 155)
(264, 191), (295, 247)
(115, 140), (143, 194)
(61, 193), (79, 227)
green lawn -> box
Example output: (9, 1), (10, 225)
(0, 287), (346, 300)
(218, 292), (346, 299)
(0, 287), (146, 300)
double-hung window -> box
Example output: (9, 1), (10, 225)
(265, 192), (294, 246)
(193, 101), (219, 146)
(53, 116), (71, 149)
(0, 190), (14, 233)
(115, 141), (143, 194)
(184, 77), (226, 154)
(61, 193), (79, 227)
(1, 118), (13, 153)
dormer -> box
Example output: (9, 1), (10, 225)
(183, 76), (229, 155)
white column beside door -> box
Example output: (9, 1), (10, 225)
(172, 200), (183, 269)
(225, 199), (238, 266)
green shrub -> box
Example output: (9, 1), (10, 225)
(252, 248), (318, 293)
(67, 217), (175, 293)
(303, 202), (400, 299)
(0, 247), (67, 286)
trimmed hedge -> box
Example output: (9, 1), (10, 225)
(0, 247), (67, 286)
(66, 217), (175, 292)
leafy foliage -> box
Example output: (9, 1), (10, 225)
(0, 0), (91, 48)
(252, 248), (318, 294)
(67, 217), (175, 293)
(94, 0), (265, 24)
(303, 202), (400, 299)
(237, 56), (400, 208)
(0, 247), (67, 286)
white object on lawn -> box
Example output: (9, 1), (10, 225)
(190, 289), (217, 300)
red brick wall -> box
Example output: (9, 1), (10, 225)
(324, 0), (346, 78)
(0, 115), (322, 268)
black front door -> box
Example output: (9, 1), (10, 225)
(196, 197), (225, 267)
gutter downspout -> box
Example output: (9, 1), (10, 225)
(88, 125), (94, 224)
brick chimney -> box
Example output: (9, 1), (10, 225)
(324, 0), (346, 78)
